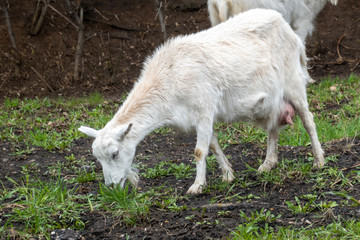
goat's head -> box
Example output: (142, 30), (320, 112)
(78, 123), (139, 187)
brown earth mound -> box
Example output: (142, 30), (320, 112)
(0, 0), (359, 98)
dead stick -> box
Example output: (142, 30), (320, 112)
(94, 8), (109, 21)
(84, 17), (139, 31)
(341, 162), (360, 171)
(202, 200), (269, 209)
(341, 44), (360, 51)
(74, 6), (84, 82)
(48, 4), (77, 29)
(30, 66), (54, 92)
(351, 59), (359, 71)
(155, 0), (167, 41)
(336, 34), (345, 63)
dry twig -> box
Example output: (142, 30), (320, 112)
(30, 66), (54, 92)
(155, 0), (167, 41)
(336, 33), (346, 63)
(48, 3), (77, 29)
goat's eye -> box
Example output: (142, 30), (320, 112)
(112, 150), (119, 159)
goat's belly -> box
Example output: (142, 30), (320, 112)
(216, 92), (270, 123)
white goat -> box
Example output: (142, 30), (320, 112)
(208, 0), (339, 43)
(79, 9), (324, 194)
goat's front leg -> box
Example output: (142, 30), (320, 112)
(210, 134), (235, 183)
(186, 124), (212, 194)
(258, 128), (279, 172)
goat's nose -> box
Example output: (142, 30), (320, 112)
(104, 172), (113, 185)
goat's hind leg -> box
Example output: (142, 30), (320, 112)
(210, 134), (235, 183)
(293, 101), (324, 168)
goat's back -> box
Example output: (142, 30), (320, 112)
(129, 9), (309, 130)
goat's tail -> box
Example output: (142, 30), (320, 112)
(299, 42), (315, 84)
(329, 0), (338, 5)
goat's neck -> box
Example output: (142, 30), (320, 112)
(110, 105), (163, 145)
(110, 74), (166, 143)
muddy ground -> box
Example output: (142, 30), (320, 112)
(1, 134), (360, 239)
(0, 0), (360, 239)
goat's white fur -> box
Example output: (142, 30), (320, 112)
(208, 0), (339, 43)
(79, 9), (324, 194)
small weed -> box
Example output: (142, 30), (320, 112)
(286, 196), (316, 215)
(218, 210), (231, 216)
(75, 170), (96, 183)
(12, 147), (36, 157)
(239, 208), (281, 224)
(185, 214), (195, 220)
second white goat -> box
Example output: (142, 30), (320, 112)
(208, 0), (338, 43)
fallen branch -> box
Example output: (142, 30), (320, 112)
(84, 17), (139, 32)
(30, 66), (54, 92)
(340, 44), (360, 51)
(94, 8), (109, 21)
(341, 162), (360, 171)
(336, 33), (345, 63)
(201, 200), (269, 210)
(351, 58), (360, 71)
(155, 0), (167, 41)
(48, 3), (77, 29)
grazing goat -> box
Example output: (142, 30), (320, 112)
(207, 0), (339, 43)
(79, 9), (324, 194)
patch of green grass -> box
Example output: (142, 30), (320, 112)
(231, 219), (360, 240)
(154, 188), (188, 212)
(0, 93), (122, 151)
(0, 169), (86, 238)
(239, 208), (281, 224)
(280, 74), (360, 146)
(75, 169), (97, 183)
(286, 196), (317, 215)
(141, 161), (194, 179)
(97, 183), (152, 226)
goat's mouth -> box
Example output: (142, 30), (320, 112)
(119, 178), (126, 188)
(104, 174), (127, 187)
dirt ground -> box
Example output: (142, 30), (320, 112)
(1, 133), (360, 239)
(0, 0), (360, 239)
(0, 0), (359, 98)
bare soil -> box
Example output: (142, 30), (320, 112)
(1, 134), (360, 239)
(0, 0), (359, 98)
(0, 0), (360, 239)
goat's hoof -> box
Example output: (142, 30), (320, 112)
(258, 163), (274, 173)
(222, 170), (235, 183)
(186, 183), (205, 194)
(313, 160), (324, 169)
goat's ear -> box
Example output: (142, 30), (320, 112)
(117, 123), (133, 141)
(78, 126), (99, 138)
